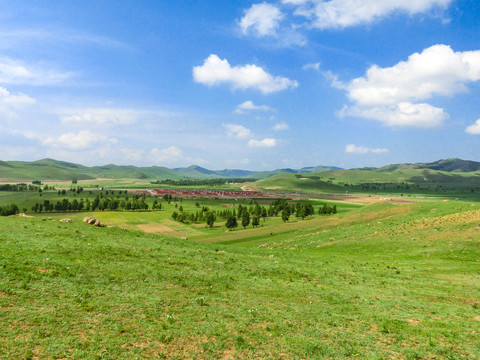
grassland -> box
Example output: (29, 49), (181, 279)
(254, 170), (480, 198)
(1, 196), (479, 359)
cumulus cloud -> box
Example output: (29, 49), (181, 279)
(0, 57), (74, 85)
(347, 45), (480, 106)
(283, 0), (453, 29)
(339, 44), (480, 127)
(193, 54), (298, 94)
(339, 102), (447, 128)
(0, 86), (36, 117)
(234, 100), (273, 114)
(41, 131), (116, 150)
(240, 2), (284, 36)
(272, 121), (289, 130)
(465, 119), (480, 135)
(60, 108), (137, 124)
(248, 138), (277, 147)
(223, 123), (252, 139)
(345, 144), (388, 154)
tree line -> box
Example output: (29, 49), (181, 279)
(30, 196), (162, 213)
(0, 204), (20, 216)
(151, 178), (256, 186)
(0, 183), (42, 192)
(170, 199), (338, 229)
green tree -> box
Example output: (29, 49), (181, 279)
(225, 216), (237, 231)
(252, 215), (260, 228)
(241, 212), (250, 229)
(206, 212), (215, 228)
(281, 207), (290, 223)
(297, 207), (306, 220)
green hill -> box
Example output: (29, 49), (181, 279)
(0, 159), (95, 181)
(255, 167), (480, 196)
(1, 158), (480, 187)
(365, 158), (480, 173)
(0, 159), (340, 181)
(255, 173), (345, 193)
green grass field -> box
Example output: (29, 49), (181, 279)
(1, 197), (479, 359)
(254, 170), (480, 198)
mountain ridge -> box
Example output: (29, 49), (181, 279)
(0, 157), (478, 181)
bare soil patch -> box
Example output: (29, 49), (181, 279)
(137, 223), (185, 238)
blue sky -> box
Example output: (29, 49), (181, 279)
(0, 0), (479, 170)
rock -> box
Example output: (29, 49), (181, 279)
(16, 213), (33, 218)
(83, 216), (101, 227)
(59, 218), (73, 223)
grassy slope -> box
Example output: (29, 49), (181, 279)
(1, 200), (479, 359)
(254, 173), (345, 193)
(0, 160), (182, 181)
(255, 169), (480, 196)
(0, 161), (95, 181)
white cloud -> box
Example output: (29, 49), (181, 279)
(41, 131), (116, 150)
(150, 146), (204, 165)
(60, 108), (137, 125)
(302, 62), (321, 71)
(0, 86), (36, 117)
(272, 121), (289, 130)
(239, 2), (285, 36)
(282, 0), (309, 5)
(339, 45), (480, 127)
(248, 138), (277, 147)
(0, 57), (74, 85)
(465, 119), (480, 135)
(193, 54), (298, 94)
(151, 146), (183, 163)
(118, 147), (144, 162)
(234, 100), (273, 114)
(347, 45), (480, 106)
(285, 0), (453, 29)
(223, 123), (252, 139)
(345, 144), (388, 154)
(339, 102), (447, 128)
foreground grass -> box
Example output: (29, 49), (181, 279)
(1, 200), (479, 359)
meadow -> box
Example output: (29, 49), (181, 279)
(1, 182), (479, 358)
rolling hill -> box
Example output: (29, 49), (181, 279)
(255, 160), (480, 196)
(1, 158), (480, 196)
(360, 158), (480, 173)
(0, 159), (341, 181)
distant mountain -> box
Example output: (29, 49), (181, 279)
(1, 157), (478, 182)
(370, 158), (480, 173)
(214, 169), (257, 178)
(299, 165), (343, 173)
(415, 158), (480, 172)
(0, 158), (341, 181)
